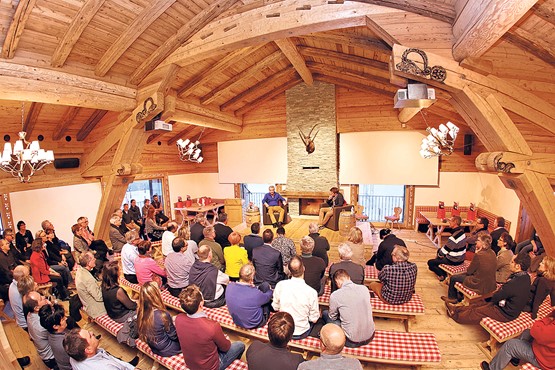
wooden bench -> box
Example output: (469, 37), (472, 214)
(324, 265), (379, 284)
(439, 260), (471, 278)
(318, 285), (425, 332)
(478, 297), (554, 359)
(454, 282), (501, 305)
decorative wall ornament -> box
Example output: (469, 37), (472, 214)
(493, 153), (516, 173)
(396, 48), (447, 82)
(136, 97), (157, 123)
(298, 123), (322, 154)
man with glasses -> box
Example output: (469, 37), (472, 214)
(427, 216), (467, 282)
(465, 217), (489, 253)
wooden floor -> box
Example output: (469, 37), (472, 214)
(3, 217), (495, 370)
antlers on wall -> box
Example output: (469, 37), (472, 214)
(298, 123), (322, 154)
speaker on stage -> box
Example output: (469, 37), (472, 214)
(53, 158), (80, 169)
(463, 134), (473, 155)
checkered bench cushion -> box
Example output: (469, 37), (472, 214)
(480, 297), (554, 343)
(439, 260), (471, 276)
(520, 364), (541, 370)
(119, 277), (141, 292)
(319, 285), (424, 315)
(325, 265), (379, 282)
(203, 306), (441, 364)
(160, 289), (182, 310)
(94, 314), (124, 336)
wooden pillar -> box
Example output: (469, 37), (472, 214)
(94, 174), (135, 241)
(0, 193), (13, 231)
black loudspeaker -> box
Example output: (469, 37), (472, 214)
(53, 158), (80, 169)
(463, 134), (473, 155)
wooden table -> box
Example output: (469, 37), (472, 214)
(421, 212), (476, 248)
(175, 203), (224, 226)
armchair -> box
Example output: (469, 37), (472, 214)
(319, 203), (353, 231)
(262, 204), (290, 225)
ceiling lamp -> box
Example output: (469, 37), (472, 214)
(420, 121), (459, 158)
(0, 103), (55, 182)
(176, 129), (204, 163)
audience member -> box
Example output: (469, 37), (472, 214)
(137, 282), (181, 357)
(427, 216), (467, 282)
(189, 244), (229, 308)
(113, 208), (130, 235)
(346, 226), (367, 266)
(42, 220), (75, 272)
(176, 226), (199, 258)
(9, 265), (30, 330)
(29, 239), (68, 300)
(525, 256), (555, 319)
(272, 256), (320, 339)
(252, 229), (285, 288)
(226, 264), (273, 329)
(271, 227), (296, 272)
(300, 236), (326, 295)
(151, 194), (169, 225)
(442, 233), (496, 304)
(490, 217), (509, 254)
(0, 239), (17, 301)
(447, 253), (532, 324)
(370, 246), (417, 305)
(109, 214), (127, 252)
(318, 187), (345, 229)
(166, 238), (194, 297)
(175, 285), (245, 370)
(5, 227), (27, 265)
(308, 222), (330, 266)
(134, 240), (167, 286)
(368, 228), (406, 270)
(142, 199), (151, 222)
(122, 203), (138, 231)
(15, 220), (33, 262)
(145, 206), (167, 241)
(72, 223), (90, 262)
(38, 303), (72, 370)
(516, 231), (544, 257)
(199, 226), (225, 272)
(243, 222), (263, 260)
(298, 324), (363, 370)
(329, 243), (364, 292)
(23, 291), (58, 370)
(224, 232), (248, 281)
(496, 232), (515, 283)
(121, 230), (141, 284)
(263, 185), (287, 227)
(128, 199), (143, 228)
(38, 226), (74, 290)
(161, 222), (178, 256)
(190, 214), (207, 245)
(214, 212), (233, 248)
(246, 312), (304, 370)
(465, 217), (489, 253)
(75, 252), (107, 319)
(324, 269), (375, 347)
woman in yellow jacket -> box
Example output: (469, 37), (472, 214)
(224, 232), (249, 281)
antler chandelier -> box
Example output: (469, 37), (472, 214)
(0, 103), (55, 182)
(176, 128), (204, 163)
(419, 121), (459, 158)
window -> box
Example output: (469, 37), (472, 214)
(123, 179), (163, 210)
(241, 184), (270, 212)
(358, 184), (405, 222)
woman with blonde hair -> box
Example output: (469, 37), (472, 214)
(137, 282), (180, 357)
(224, 232), (248, 281)
(346, 227), (366, 266)
(525, 255), (555, 319)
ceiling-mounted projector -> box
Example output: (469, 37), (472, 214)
(145, 120), (172, 132)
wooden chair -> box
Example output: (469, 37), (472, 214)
(385, 207), (402, 229)
(0, 300), (13, 323)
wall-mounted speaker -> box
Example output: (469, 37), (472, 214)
(463, 134), (473, 155)
(53, 158), (80, 169)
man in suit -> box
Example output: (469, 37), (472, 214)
(253, 229), (285, 288)
(214, 212), (233, 248)
(190, 214), (207, 245)
(490, 217), (509, 254)
(244, 222), (264, 260)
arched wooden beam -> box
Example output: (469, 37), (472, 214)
(275, 38), (313, 85)
(1, 0), (37, 59)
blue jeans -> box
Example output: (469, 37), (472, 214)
(218, 341), (245, 370)
(489, 329), (540, 370)
(322, 310), (341, 326)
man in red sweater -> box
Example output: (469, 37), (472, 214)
(481, 311), (555, 370)
(176, 285), (245, 370)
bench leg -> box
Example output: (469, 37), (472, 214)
(477, 336), (499, 360)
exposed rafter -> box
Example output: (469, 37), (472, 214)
(314, 74), (391, 96)
(505, 29), (555, 66)
(1, 0), (37, 59)
(167, 100), (243, 133)
(22, 102), (43, 137)
(52, 107), (80, 141)
(167, 125), (197, 146)
(77, 110), (108, 141)
(235, 77), (302, 116)
(365, 16), (399, 48)
(275, 38), (313, 85)
(307, 62), (395, 93)
(351, 0), (455, 23)
(532, 2), (555, 25)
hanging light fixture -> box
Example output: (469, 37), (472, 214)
(419, 112), (459, 159)
(0, 103), (55, 182)
(176, 128), (204, 163)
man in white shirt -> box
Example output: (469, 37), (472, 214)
(162, 222), (178, 256)
(121, 230), (140, 283)
(272, 256), (320, 339)
(9, 265), (29, 330)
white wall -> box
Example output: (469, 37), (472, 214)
(10, 182), (103, 244)
(167, 173), (235, 214)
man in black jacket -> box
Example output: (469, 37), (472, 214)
(188, 244), (229, 308)
(490, 217), (509, 254)
(367, 228), (406, 270)
(318, 187), (344, 228)
(244, 222), (264, 260)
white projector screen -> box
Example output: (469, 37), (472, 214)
(218, 137), (287, 184)
(339, 131), (439, 185)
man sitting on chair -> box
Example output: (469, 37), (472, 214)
(318, 187), (344, 229)
(263, 186), (287, 228)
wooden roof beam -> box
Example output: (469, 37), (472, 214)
(314, 74), (392, 96)
(275, 38), (313, 85)
(505, 29), (555, 66)
(352, 0), (455, 23)
(301, 32), (391, 55)
(77, 110), (108, 141)
(51, 0), (107, 68)
(22, 102), (43, 137)
(365, 16), (399, 48)
(452, 0), (537, 61)
(235, 77), (302, 116)
(307, 62), (395, 93)
(95, 0), (177, 77)
(52, 107), (81, 141)
(533, 2), (555, 26)
(167, 125), (197, 146)
(167, 101), (243, 133)
(130, 0), (238, 85)
(1, 0), (37, 59)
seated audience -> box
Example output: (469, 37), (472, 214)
(427, 216), (467, 282)
(23, 291), (58, 370)
(224, 232), (248, 281)
(480, 310), (555, 370)
(246, 312), (304, 370)
(369, 246), (417, 305)
(101, 261), (137, 346)
(161, 222), (178, 256)
(137, 281), (181, 357)
(122, 203), (139, 231)
(109, 214), (127, 253)
(253, 229), (285, 288)
(121, 230), (141, 283)
(151, 194), (169, 225)
(142, 199), (151, 222)
(525, 256), (555, 319)
(37, 227), (74, 291)
(329, 243), (364, 292)
(226, 264), (273, 329)
(263, 185), (287, 227)
(516, 231), (544, 257)
(308, 222), (330, 266)
(244, 222), (263, 260)
(0, 239), (18, 301)
(446, 253), (532, 324)
(29, 239), (68, 300)
(38, 303), (72, 370)
(346, 226), (366, 266)
(145, 206), (166, 241)
(75, 252), (107, 319)
(42, 220), (75, 272)
(15, 220), (33, 263)
(199, 226), (225, 272)
(166, 238), (195, 297)
(367, 228), (406, 270)
(9, 265), (30, 330)
(176, 225), (199, 257)
(190, 214), (207, 245)
(214, 212), (233, 248)
(113, 208), (130, 235)
(273, 256), (320, 339)
(175, 285), (245, 370)
(63, 328), (138, 369)
(442, 234), (496, 304)
(134, 240), (167, 286)
(465, 217), (489, 253)
(298, 324), (363, 370)
(324, 269), (375, 347)
(189, 244), (229, 308)
(72, 223), (90, 262)
(5, 228), (27, 266)
(490, 217), (509, 254)
(300, 235), (326, 295)
(271, 227), (296, 273)
(496, 232), (515, 283)
(129, 199), (143, 229)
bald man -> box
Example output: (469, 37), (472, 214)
(298, 324), (363, 370)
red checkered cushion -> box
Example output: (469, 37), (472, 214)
(439, 260), (471, 276)
(160, 289), (182, 310)
(520, 363), (541, 370)
(93, 314), (124, 336)
(480, 297), (554, 342)
(319, 285), (424, 315)
(324, 265), (378, 282)
(119, 277), (141, 292)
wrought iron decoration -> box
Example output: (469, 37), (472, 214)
(493, 153), (516, 173)
(136, 97), (157, 123)
(298, 123), (322, 154)
(396, 48), (447, 82)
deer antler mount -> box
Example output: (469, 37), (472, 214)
(298, 123), (322, 154)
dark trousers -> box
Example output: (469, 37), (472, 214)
(124, 274), (138, 284)
(168, 286), (185, 297)
(428, 257), (463, 278)
(205, 294), (226, 308)
(452, 300), (511, 325)
(447, 273), (466, 300)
